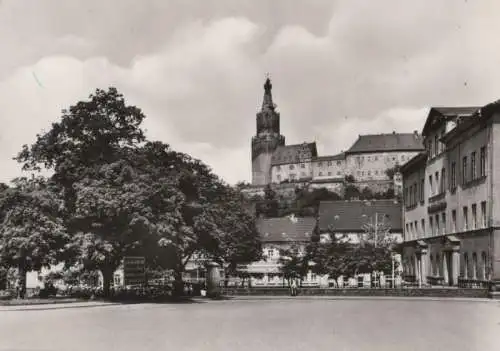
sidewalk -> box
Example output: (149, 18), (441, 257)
(224, 295), (499, 303)
(0, 301), (119, 312)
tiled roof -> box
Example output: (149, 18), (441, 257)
(257, 216), (317, 242)
(271, 142), (318, 165)
(346, 133), (424, 154)
(313, 153), (345, 162)
(318, 200), (403, 232)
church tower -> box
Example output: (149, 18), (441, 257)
(251, 77), (285, 185)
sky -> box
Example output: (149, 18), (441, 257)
(1, 0), (500, 185)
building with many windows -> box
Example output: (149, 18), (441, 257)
(401, 103), (500, 294)
(251, 78), (425, 188)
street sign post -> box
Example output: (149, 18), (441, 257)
(123, 256), (146, 287)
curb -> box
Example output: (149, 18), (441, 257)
(221, 295), (499, 303)
(0, 302), (119, 312)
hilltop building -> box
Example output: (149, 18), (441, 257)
(400, 102), (500, 295)
(250, 78), (425, 194)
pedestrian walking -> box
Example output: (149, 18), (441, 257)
(290, 279), (297, 296)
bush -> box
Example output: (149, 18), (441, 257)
(0, 290), (14, 300)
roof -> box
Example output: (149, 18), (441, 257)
(441, 101), (500, 144)
(345, 133), (424, 154)
(313, 153), (346, 162)
(318, 200), (403, 232)
(271, 142), (318, 165)
(400, 152), (428, 175)
(256, 216), (317, 242)
(422, 106), (480, 136)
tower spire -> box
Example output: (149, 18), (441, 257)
(262, 74), (275, 111)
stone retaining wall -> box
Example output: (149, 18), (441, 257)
(222, 287), (490, 299)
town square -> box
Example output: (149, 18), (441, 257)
(1, 1), (500, 350)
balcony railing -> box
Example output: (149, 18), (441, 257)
(428, 192), (445, 203)
(457, 277), (490, 289)
(426, 276), (445, 286)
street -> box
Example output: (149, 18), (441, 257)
(0, 298), (498, 351)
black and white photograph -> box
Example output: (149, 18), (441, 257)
(0, 1), (499, 350)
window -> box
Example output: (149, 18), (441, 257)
(471, 203), (477, 230)
(450, 162), (457, 190)
(435, 171), (439, 193)
(481, 252), (488, 280)
(420, 178), (425, 201)
(374, 156), (378, 161)
(267, 249), (273, 257)
(405, 224), (409, 239)
(471, 151), (476, 180)
(414, 221), (418, 237)
(480, 146), (486, 177)
(290, 174), (296, 180)
(472, 253), (478, 279)
(336, 161), (342, 166)
(300, 172), (306, 177)
(300, 163), (305, 169)
(441, 212), (446, 234)
(463, 253), (469, 278)
(429, 175), (433, 196)
(451, 210), (457, 233)
(481, 201), (487, 228)
(413, 184), (418, 205)
(367, 171), (371, 176)
(434, 134), (439, 155)
(336, 171), (340, 176)
(277, 174), (281, 181)
(428, 139), (433, 156)
(429, 216), (434, 236)
(276, 166), (281, 171)
(462, 156), (468, 185)
(289, 165), (295, 170)
(421, 219), (425, 237)
(327, 161), (332, 166)
(328, 172), (332, 176)
(318, 172), (323, 176)
(435, 214), (440, 235)
(318, 162), (323, 167)
(440, 168), (446, 194)
(463, 206), (468, 231)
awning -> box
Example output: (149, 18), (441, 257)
(446, 235), (460, 243)
(416, 240), (428, 247)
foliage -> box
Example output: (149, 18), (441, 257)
(0, 177), (68, 297)
(344, 175), (355, 183)
(307, 234), (353, 280)
(385, 165), (402, 180)
(278, 243), (310, 284)
(256, 184), (279, 217)
(14, 87), (261, 297)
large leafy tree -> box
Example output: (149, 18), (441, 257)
(0, 177), (68, 298)
(307, 234), (353, 285)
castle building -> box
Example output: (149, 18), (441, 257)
(250, 78), (425, 188)
(400, 103), (500, 295)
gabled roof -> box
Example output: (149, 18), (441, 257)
(318, 200), (402, 232)
(346, 133), (424, 154)
(271, 142), (318, 165)
(422, 106), (480, 136)
(400, 152), (428, 175)
(313, 153), (346, 162)
(257, 216), (317, 242)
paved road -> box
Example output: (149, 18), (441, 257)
(0, 298), (498, 351)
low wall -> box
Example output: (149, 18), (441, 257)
(222, 287), (490, 299)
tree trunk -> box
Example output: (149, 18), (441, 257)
(17, 265), (27, 299)
(173, 268), (184, 297)
(100, 267), (115, 298)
